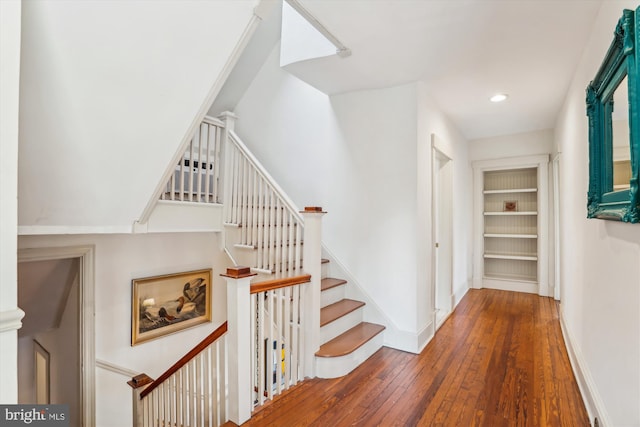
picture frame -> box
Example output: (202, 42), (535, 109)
(131, 268), (212, 346)
(503, 200), (518, 212)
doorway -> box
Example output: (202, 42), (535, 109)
(17, 246), (95, 426)
(431, 135), (453, 330)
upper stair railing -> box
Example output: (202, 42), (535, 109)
(221, 113), (304, 276)
(161, 116), (223, 204)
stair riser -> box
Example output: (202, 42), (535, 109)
(321, 285), (346, 308)
(321, 308), (363, 344)
(315, 331), (384, 379)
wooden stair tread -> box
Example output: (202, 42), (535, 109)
(321, 277), (347, 292)
(320, 299), (364, 326)
(316, 322), (385, 358)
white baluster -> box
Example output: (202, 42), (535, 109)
(188, 136), (195, 202)
(196, 124), (205, 203)
(283, 285), (291, 388)
(257, 290), (265, 406)
(291, 284), (300, 385)
(213, 125), (221, 203)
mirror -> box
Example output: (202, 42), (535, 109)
(586, 7), (639, 223)
(612, 75), (630, 191)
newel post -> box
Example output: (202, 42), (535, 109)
(222, 266), (256, 425)
(300, 207), (326, 378)
(127, 374), (153, 426)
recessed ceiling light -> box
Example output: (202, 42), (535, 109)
(490, 93), (508, 103)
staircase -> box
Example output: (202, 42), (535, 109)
(316, 262), (385, 378)
(218, 114), (386, 379)
(131, 113), (387, 426)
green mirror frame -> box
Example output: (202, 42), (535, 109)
(586, 7), (640, 223)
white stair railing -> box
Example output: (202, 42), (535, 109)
(161, 116), (223, 204)
(250, 276), (309, 407)
(129, 323), (228, 427)
(132, 112), (325, 426)
(220, 113), (304, 276)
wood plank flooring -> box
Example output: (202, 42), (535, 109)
(228, 289), (590, 426)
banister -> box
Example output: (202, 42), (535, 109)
(250, 274), (311, 294)
(139, 321), (228, 399)
(202, 115), (225, 127)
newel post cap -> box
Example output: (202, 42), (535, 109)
(300, 206), (327, 214)
(221, 266), (257, 279)
(127, 373), (154, 390)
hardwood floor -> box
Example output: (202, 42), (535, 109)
(230, 289), (590, 426)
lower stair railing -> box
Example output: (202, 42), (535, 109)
(129, 322), (228, 427)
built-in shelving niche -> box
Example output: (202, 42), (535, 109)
(483, 167), (538, 283)
(473, 156), (550, 296)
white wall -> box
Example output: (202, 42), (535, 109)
(469, 128), (553, 161)
(18, 0), (258, 232)
(416, 83), (472, 336)
(0, 0), (23, 404)
(19, 233), (229, 427)
(233, 43), (471, 351)
(555, 2), (640, 426)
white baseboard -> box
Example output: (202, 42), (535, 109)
(559, 305), (610, 427)
(453, 281), (470, 307)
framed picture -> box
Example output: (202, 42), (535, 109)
(131, 268), (212, 346)
(503, 200), (517, 212)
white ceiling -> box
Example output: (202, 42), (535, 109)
(285, 0), (604, 140)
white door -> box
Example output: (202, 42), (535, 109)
(432, 137), (453, 330)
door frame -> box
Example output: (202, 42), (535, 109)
(18, 245), (95, 426)
(552, 153), (561, 300)
(431, 134), (454, 330)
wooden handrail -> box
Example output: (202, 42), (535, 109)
(139, 321), (228, 399)
(250, 274), (311, 294)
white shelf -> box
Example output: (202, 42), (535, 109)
(483, 272), (537, 283)
(484, 233), (537, 239)
(483, 211), (537, 216)
(483, 188), (537, 194)
(484, 253), (537, 261)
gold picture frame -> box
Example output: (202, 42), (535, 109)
(131, 269), (212, 346)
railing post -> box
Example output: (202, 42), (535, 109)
(300, 207), (326, 378)
(219, 111), (237, 217)
(127, 373), (153, 427)
(221, 266), (256, 425)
